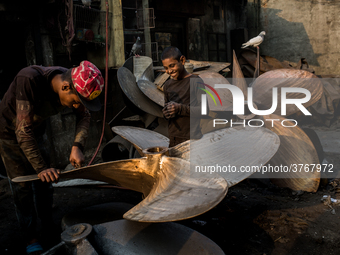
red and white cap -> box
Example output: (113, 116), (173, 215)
(71, 60), (104, 111)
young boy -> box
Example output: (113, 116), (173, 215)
(161, 46), (205, 147)
(0, 60), (104, 254)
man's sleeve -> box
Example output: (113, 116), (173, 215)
(15, 76), (49, 173)
(73, 105), (90, 152)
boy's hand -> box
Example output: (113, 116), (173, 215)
(162, 101), (180, 118)
(70, 146), (85, 168)
(38, 168), (60, 183)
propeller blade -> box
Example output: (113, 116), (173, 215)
(263, 114), (320, 192)
(123, 156), (228, 222)
(134, 56), (154, 82)
(232, 50), (248, 98)
(198, 72), (232, 111)
(252, 69), (323, 116)
(137, 80), (165, 107)
(168, 140), (191, 159)
(117, 67), (163, 117)
(112, 126), (169, 156)
(12, 159), (154, 195)
(170, 127), (280, 188)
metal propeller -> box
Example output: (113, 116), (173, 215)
(251, 68), (323, 116)
(232, 54), (324, 192)
(117, 67), (163, 117)
(12, 147), (228, 222)
(263, 114), (320, 192)
(112, 125), (280, 188)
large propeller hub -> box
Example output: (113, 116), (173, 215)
(141, 146), (169, 177)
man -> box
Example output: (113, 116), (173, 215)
(0, 60), (104, 254)
(161, 46), (205, 147)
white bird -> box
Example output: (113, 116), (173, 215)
(82, 0), (91, 8)
(129, 37), (142, 57)
(241, 31), (266, 49)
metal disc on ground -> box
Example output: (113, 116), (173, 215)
(137, 79), (165, 107)
(92, 219), (225, 255)
(117, 67), (163, 117)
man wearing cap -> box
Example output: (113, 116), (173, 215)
(0, 60), (104, 254)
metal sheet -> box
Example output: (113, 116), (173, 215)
(117, 67), (163, 117)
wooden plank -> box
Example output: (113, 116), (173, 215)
(154, 72), (170, 91)
(189, 59), (231, 74)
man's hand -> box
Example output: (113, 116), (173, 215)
(38, 168), (60, 182)
(162, 101), (181, 119)
(70, 146), (85, 168)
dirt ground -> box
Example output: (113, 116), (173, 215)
(1, 129), (340, 255)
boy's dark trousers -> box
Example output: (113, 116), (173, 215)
(0, 137), (54, 241)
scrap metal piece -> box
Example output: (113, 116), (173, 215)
(263, 114), (321, 192)
(137, 80), (165, 107)
(117, 67), (163, 117)
(92, 219), (225, 255)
